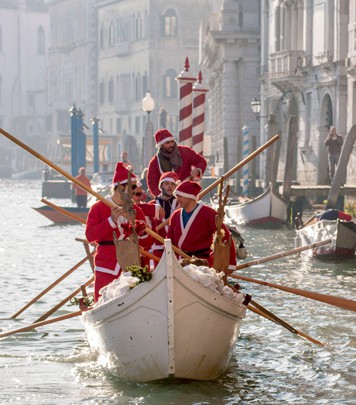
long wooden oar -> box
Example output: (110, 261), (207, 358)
(41, 198), (87, 225)
(0, 310), (83, 339)
(156, 134), (280, 231)
(33, 277), (94, 323)
(235, 239), (331, 270)
(248, 299), (325, 345)
(10, 254), (93, 319)
(229, 273), (356, 312)
(0, 129), (249, 261)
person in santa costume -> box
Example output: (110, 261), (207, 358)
(146, 128), (207, 197)
(167, 180), (237, 272)
(85, 162), (152, 302)
(146, 171), (179, 259)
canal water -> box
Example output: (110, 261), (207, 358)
(0, 179), (355, 405)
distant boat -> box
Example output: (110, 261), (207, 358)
(12, 169), (42, 180)
(33, 205), (88, 224)
(295, 210), (356, 259)
(212, 184), (287, 227)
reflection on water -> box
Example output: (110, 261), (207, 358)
(0, 179), (355, 404)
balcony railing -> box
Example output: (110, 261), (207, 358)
(269, 50), (306, 78)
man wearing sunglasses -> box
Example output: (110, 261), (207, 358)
(85, 162), (152, 302)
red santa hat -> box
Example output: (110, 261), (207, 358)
(174, 180), (201, 200)
(159, 171), (179, 190)
(154, 129), (175, 147)
(112, 162), (137, 185)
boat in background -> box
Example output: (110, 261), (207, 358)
(212, 183), (287, 227)
(81, 240), (247, 382)
(33, 205), (89, 224)
(295, 209), (356, 259)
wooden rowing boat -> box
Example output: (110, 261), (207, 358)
(212, 184), (287, 227)
(295, 217), (356, 259)
(81, 239), (247, 382)
(33, 205), (89, 224)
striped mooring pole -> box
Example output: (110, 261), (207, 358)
(242, 125), (249, 197)
(176, 57), (195, 147)
(192, 71), (208, 155)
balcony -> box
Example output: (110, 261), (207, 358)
(268, 50), (306, 92)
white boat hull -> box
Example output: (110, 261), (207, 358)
(81, 240), (246, 382)
(215, 185), (287, 227)
(296, 219), (356, 258)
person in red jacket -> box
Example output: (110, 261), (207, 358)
(72, 167), (91, 207)
(147, 171), (179, 259)
(85, 162), (152, 302)
(146, 129), (207, 197)
(167, 180), (237, 272)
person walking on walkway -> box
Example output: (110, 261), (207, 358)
(324, 127), (343, 181)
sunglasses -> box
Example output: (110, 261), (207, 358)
(131, 184), (143, 197)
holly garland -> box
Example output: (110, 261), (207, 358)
(126, 265), (152, 284)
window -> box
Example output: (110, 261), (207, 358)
(161, 9), (177, 37)
(99, 25), (104, 48)
(109, 21), (114, 46)
(108, 77), (114, 103)
(37, 26), (45, 54)
(116, 117), (122, 133)
(99, 81), (105, 105)
(163, 69), (177, 98)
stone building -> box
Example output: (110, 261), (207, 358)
(259, 0), (355, 193)
(202, 0), (356, 195)
(0, 0), (49, 173)
(96, 0), (217, 173)
(45, 0), (98, 169)
(201, 0), (261, 189)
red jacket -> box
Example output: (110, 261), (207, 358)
(147, 145), (207, 197)
(85, 198), (152, 276)
(167, 202), (237, 270)
(73, 174), (91, 196)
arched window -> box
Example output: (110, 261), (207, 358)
(161, 9), (177, 37)
(37, 26), (45, 54)
(163, 69), (177, 98)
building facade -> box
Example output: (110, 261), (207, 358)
(96, 0), (217, 173)
(0, 0), (49, 173)
(201, 0), (261, 188)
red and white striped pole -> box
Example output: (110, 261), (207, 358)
(192, 71), (208, 155)
(176, 57), (195, 147)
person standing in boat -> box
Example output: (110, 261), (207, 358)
(121, 151), (134, 172)
(146, 129), (207, 197)
(72, 167), (92, 208)
(85, 162), (152, 302)
(324, 126), (343, 181)
(167, 180), (237, 272)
